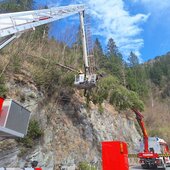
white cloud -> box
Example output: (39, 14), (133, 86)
(131, 0), (170, 30)
(46, 0), (61, 8)
(133, 0), (170, 13)
(75, 0), (149, 58)
(46, 0), (149, 58)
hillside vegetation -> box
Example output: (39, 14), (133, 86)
(0, 0), (144, 111)
(122, 50), (170, 143)
(1, 0), (170, 144)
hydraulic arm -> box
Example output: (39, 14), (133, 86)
(132, 109), (149, 153)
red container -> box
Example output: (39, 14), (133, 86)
(102, 141), (129, 170)
(0, 97), (4, 111)
(35, 168), (42, 170)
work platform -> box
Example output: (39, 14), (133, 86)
(74, 74), (97, 89)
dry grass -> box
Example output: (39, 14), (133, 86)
(144, 92), (170, 144)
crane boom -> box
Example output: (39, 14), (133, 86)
(79, 11), (89, 68)
(0, 4), (85, 50)
(74, 12), (97, 90)
(132, 109), (170, 169)
(0, 4), (85, 38)
(132, 109), (149, 153)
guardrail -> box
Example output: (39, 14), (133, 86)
(0, 168), (42, 170)
(129, 153), (170, 158)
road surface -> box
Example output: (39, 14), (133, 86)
(130, 166), (170, 170)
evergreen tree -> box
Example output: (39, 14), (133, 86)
(17, 0), (34, 10)
(107, 38), (119, 57)
(94, 38), (103, 57)
(126, 52), (148, 98)
(104, 38), (124, 83)
(128, 52), (139, 67)
(0, 0), (34, 12)
(93, 38), (104, 69)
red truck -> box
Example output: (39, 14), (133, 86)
(132, 109), (170, 169)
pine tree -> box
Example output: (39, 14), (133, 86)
(128, 52), (139, 67)
(93, 38), (104, 69)
(105, 38), (124, 83)
(107, 38), (118, 57)
(126, 52), (148, 98)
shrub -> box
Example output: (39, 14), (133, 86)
(16, 120), (43, 148)
(91, 75), (118, 104)
(110, 86), (144, 111)
(0, 76), (7, 96)
(31, 64), (62, 94)
(98, 104), (104, 114)
(10, 54), (22, 73)
(78, 162), (97, 170)
(27, 120), (43, 139)
(61, 72), (75, 87)
(18, 148), (27, 157)
(91, 74), (144, 111)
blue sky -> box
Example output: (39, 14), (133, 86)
(35, 0), (170, 62)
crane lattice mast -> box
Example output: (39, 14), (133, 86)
(0, 4), (85, 49)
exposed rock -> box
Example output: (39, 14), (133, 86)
(0, 78), (141, 169)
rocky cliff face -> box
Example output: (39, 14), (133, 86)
(0, 74), (141, 169)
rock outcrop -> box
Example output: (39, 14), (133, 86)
(0, 75), (141, 169)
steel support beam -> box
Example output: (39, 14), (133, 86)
(0, 4), (85, 38)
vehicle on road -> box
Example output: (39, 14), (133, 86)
(133, 109), (170, 169)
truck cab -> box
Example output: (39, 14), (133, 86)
(139, 137), (170, 169)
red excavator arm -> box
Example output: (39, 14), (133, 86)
(132, 109), (149, 153)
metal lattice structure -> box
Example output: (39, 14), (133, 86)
(0, 5), (85, 38)
(0, 5), (85, 49)
(85, 14), (95, 74)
